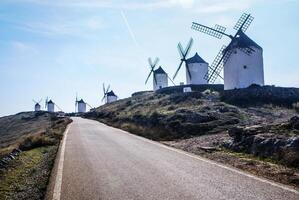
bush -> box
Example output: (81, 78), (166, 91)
(19, 134), (56, 151)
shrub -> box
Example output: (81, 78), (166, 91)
(19, 134), (56, 151)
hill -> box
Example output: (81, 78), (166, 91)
(0, 112), (71, 200)
(85, 86), (299, 188)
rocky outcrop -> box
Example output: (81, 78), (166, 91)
(226, 118), (299, 167)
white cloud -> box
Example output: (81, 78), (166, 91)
(2, 0), (263, 12)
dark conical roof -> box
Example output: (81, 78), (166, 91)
(226, 30), (262, 52)
(35, 103), (40, 106)
(107, 90), (117, 97)
(78, 99), (85, 103)
(186, 53), (207, 64)
(48, 100), (54, 104)
(154, 66), (166, 74)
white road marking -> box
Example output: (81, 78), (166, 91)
(52, 125), (70, 200)
(104, 123), (299, 194)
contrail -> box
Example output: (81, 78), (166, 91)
(120, 10), (140, 48)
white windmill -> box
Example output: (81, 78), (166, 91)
(102, 83), (118, 104)
(192, 13), (264, 90)
(32, 99), (42, 111)
(173, 38), (209, 85)
(145, 57), (174, 91)
(45, 97), (63, 113)
(75, 94), (90, 113)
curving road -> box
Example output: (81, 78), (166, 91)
(48, 117), (299, 200)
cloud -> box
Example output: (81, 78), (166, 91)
(1, 0), (261, 12)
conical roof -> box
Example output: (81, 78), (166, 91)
(186, 53), (207, 64)
(154, 66), (166, 74)
(48, 100), (54, 104)
(107, 90), (117, 97)
(226, 30), (262, 52)
(78, 99), (85, 103)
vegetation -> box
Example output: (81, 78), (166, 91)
(0, 112), (71, 200)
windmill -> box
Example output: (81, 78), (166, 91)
(102, 83), (118, 103)
(191, 13), (264, 90)
(173, 38), (209, 85)
(32, 99), (42, 111)
(74, 93), (89, 113)
(45, 97), (63, 113)
(145, 57), (174, 91)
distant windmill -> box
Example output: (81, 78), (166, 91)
(173, 38), (209, 85)
(191, 13), (264, 90)
(32, 99), (42, 111)
(74, 93), (89, 113)
(145, 57), (174, 91)
(102, 83), (118, 103)
(45, 97), (63, 113)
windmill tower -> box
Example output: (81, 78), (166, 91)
(75, 94), (87, 113)
(32, 99), (42, 111)
(102, 83), (118, 104)
(191, 13), (264, 90)
(145, 57), (170, 91)
(45, 98), (55, 112)
(173, 38), (209, 85)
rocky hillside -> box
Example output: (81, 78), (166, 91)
(85, 86), (299, 188)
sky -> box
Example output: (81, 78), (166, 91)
(0, 0), (298, 116)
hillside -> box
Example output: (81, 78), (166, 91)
(85, 86), (299, 188)
(0, 112), (71, 200)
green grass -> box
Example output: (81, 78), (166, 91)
(0, 146), (57, 200)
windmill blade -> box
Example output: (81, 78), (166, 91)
(153, 57), (159, 67)
(167, 74), (176, 86)
(32, 99), (37, 104)
(38, 99), (42, 104)
(184, 38), (194, 57)
(234, 13), (254, 33)
(148, 58), (153, 67)
(173, 60), (184, 79)
(204, 45), (231, 83)
(145, 70), (153, 84)
(177, 43), (184, 58)
(106, 85), (110, 93)
(102, 83), (106, 94)
(101, 95), (106, 102)
(192, 22), (230, 39)
(186, 63), (192, 80)
(55, 103), (63, 112)
(45, 97), (48, 109)
(153, 73), (157, 85)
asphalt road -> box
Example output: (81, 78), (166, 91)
(54, 117), (298, 200)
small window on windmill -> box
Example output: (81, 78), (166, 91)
(180, 82), (184, 86)
(183, 87), (192, 93)
(243, 65), (247, 69)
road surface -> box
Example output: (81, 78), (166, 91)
(49, 117), (299, 200)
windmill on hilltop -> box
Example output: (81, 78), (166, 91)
(75, 94), (86, 113)
(145, 57), (174, 91)
(75, 93), (94, 113)
(191, 13), (264, 90)
(173, 38), (209, 85)
(45, 97), (63, 113)
(102, 83), (118, 104)
(32, 99), (42, 111)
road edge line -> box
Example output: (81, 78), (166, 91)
(52, 125), (70, 200)
(103, 123), (299, 194)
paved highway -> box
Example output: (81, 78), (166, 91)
(49, 117), (299, 200)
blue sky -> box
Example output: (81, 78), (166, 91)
(0, 0), (298, 116)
